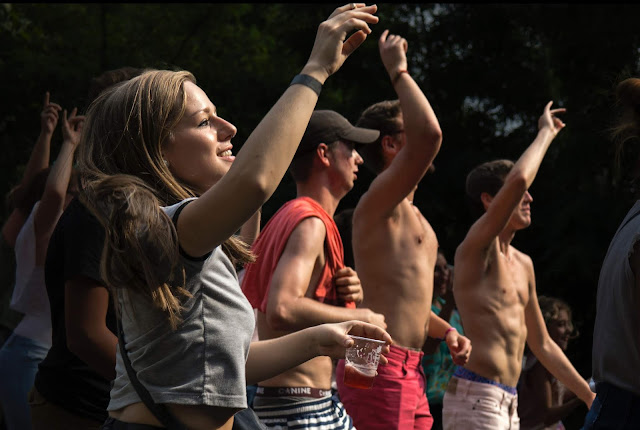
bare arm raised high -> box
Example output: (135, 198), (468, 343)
(354, 30), (442, 221)
(457, 102), (565, 261)
(2, 92), (62, 247)
(178, 4), (379, 257)
(33, 108), (84, 247)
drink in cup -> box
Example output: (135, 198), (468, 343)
(343, 335), (385, 389)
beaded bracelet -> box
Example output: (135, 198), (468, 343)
(438, 327), (457, 341)
(392, 69), (409, 86)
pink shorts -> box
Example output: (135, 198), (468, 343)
(336, 344), (433, 429)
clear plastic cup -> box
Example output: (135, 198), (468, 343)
(343, 335), (385, 389)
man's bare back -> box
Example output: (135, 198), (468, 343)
(354, 198), (437, 348)
(455, 242), (532, 387)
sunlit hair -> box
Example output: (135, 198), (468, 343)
(465, 159), (514, 219)
(356, 99), (402, 174)
(78, 69), (253, 329)
(612, 78), (640, 181)
(538, 295), (577, 338)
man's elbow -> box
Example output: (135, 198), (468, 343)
(266, 303), (296, 331)
(505, 170), (528, 193)
(430, 125), (443, 144)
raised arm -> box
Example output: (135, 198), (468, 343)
(246, 320), (392, 385)
(178, 4), (379, 256)
(524, 263), (594, 408)
(265, 217), (385, 331)
(356, 30), (442, 220)
(459, 102), (565, 254)
(2, 92), (62, 247)
(33, 108), (84, 243)
(23, 92), (61, 188)
(238, 208), (261, 246)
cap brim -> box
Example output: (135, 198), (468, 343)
(342, 126), (380, 144)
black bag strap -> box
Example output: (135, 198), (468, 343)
(116, 313), (187, 430)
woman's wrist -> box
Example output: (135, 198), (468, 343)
(299, 63), (329, 85)
(307, 325), (325, 358)
(39, 129), (54, 139)
(438, 326), (457, 341)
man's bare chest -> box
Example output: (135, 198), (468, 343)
(485, 256), (530, 307)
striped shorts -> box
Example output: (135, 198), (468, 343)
(252, 394), (355, 429)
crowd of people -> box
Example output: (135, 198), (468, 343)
(0, 3), (639, 430)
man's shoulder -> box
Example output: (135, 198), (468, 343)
(511, 247), (533, 267)
(287, 216), (327, 245)
(455, 234), (497, 262)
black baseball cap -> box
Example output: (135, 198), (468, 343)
(294, 110), (380, 159)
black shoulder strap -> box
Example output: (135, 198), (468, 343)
(116, 313), (187, 430)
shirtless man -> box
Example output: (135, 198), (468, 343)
(335, 30), (472, 430)
(241, 109), (386, 429)
(443, 102), (595, 429)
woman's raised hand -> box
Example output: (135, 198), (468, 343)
(40, 91), (62, 136)
(61, 107), (85, 147)
(302, 4), (379, 83)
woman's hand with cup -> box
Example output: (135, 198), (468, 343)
(311, 320), (392, 364)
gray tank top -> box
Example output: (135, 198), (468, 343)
(108, 199), (255, 410)
(592, 200), (640, 395)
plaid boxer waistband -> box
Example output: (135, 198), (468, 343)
(255, 386), (332, 398)
(453, 366), (517, 395)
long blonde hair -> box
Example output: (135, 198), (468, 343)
(79, 70), (253, 329)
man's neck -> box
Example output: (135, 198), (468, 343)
(296, 183), (342, 217)
(498, 228), (517, 258)
(407, 188), (417, 204)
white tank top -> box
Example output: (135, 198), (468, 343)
(10, 201), (52, 346)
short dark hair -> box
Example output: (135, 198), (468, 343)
(289, 141), (341, 183)
(356, 100), (402, 174)
(289, 148), (317, 183)
(465, 159), (514, 218)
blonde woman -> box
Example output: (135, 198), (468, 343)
(79, 4), (391, 430)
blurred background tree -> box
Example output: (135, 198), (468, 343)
(2, 4), (639, 428)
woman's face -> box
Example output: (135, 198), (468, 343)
(548, 309), (572, 351)
(434, 253), (451, 298)
(163, 81), (237, 194)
